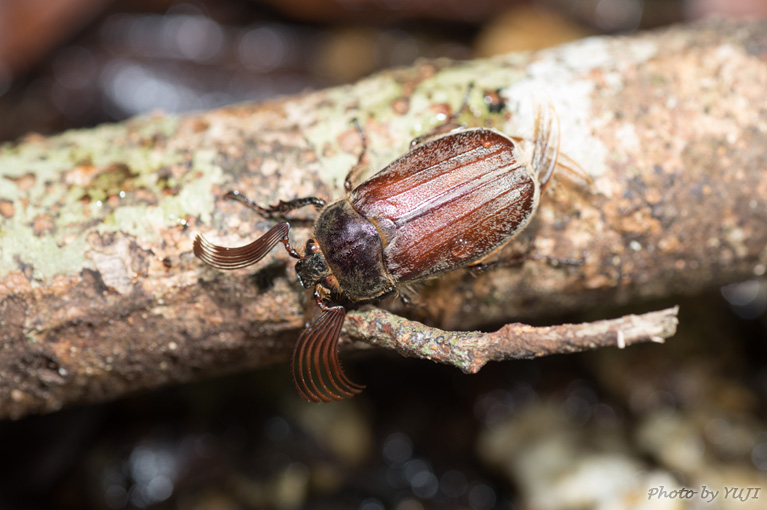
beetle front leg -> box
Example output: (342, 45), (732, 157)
(224, 190), (325, 218)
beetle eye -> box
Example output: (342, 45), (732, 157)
(295, 251), (330, 289)
(322, 275), (340, 292)
(305, 239), (318, 255)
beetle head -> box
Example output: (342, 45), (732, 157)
(295, 240), (331, 289)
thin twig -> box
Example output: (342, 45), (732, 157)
(344, 307), (679, 374)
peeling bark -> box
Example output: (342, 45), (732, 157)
(1, 20), (766, 419)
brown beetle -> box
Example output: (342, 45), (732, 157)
(194, 98), (567, 402)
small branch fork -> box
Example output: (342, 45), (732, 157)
(343, 307), (679, 374)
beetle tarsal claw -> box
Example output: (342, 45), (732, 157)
(292, 306), (364, 403)
(193, 222), (290, 270)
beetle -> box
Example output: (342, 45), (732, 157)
(194, 94), (569, 402)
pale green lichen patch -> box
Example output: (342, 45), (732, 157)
(300, 62), (523, 192)
(291, 79), (406, 191)
(0, 114), (223, 284)
(84, 164), (138, 203)
(1, 221), (90, 281)
(96, 149), (221, 241)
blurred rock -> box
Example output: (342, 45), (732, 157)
(290, 399), (373, 467)
(253, 0), (522, 23)
(477, 401), (683, 510)
(475, 5), (591, 56)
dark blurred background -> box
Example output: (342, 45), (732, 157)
(2, 1), (767, 509)
(4, 0), (766, 144)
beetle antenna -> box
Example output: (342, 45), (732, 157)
(292, 303), (364, 402)
(193, 222), (298, 269)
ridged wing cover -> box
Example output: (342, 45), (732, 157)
(350, 129), (536, 282)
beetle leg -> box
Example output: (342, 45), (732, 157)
(194, 222), (298, 269)
(224, 190), (325, 217)
(530, 103), (561, 193)
(409, 82), (475, 149)
(396, 283), (424, 308)
(468, 250), (587, 275)
(553, 153), (593, 186)
(292, 301), (364, 403)
(343, 118), (370, 192)
(510, 124), (590, 190)
(529, 251), (587, 267)
(468, 252), (529, 275)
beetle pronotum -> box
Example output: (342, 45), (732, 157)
(194, 90), (576, 402)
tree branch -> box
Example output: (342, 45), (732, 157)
(344, 307), (679, 374)
(1, 19), (766, 419)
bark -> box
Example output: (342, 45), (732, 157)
(1, 19), (765, 420)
